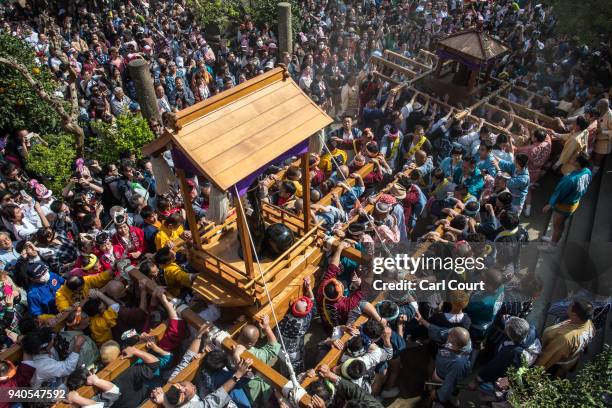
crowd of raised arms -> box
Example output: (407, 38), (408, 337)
(0, 0), (610, 407)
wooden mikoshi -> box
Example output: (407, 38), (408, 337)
(136, 66), (376, 406)
(141, 66), (336, 316)
(434, 27), (510, 90)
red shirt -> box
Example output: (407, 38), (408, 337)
(111, 226), (146, 264)
(94, 245), (125, 273)
(0, 363), (35, 408)
(159, 318), (186, 352)
(316, 264), (363, 331)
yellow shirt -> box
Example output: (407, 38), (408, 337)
(285, 179), (303, 198)
(90, 306), (118, 345)
(319, 149), (348, 177)
(535, 320), (594, 369)
(55, 270), (113, 312)
(163, 262), (193, 298)
(155, 224), (185, 250)
(557, 129), (588, 175)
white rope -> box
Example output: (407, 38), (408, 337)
(322, 140), (394, 258)
(232, 186), (302, 406)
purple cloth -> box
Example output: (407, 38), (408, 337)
(172, 140), (309, 197)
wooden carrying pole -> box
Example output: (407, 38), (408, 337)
(301, 204), (465, 389)
(126, 269), (313, 408)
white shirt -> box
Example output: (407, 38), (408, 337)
(157, 96), (171, 114)
(25, 351), (79, 388)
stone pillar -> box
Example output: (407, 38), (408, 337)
(128, 59), (161, 123)
(278, 2), (292, 55)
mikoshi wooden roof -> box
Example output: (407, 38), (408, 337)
(157, 67), (332, 192)
(438, 27), (509, 62)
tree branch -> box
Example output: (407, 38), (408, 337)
(0, 56), (71, 122)
(43, 12), (80, 122)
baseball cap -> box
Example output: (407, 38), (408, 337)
(27, 262), (49, 280)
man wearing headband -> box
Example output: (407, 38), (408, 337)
(64, 373), (121, 408)
(491, 152), (530, 215)
(151, 356), (253, 408)
(480, 172), (511, 207)
(338, 172), (364, 211)
(338, 320), (394, 395)
(457, 118), (485, 157)
(380, 125), (404, 172)
(276, 277), (316, 376)
(58, 307), (100, 372)
(55, 255), (113, 312)
(453, 157), (485, 198)
(317, 241), (363, 332)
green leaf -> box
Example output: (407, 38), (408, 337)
(89, 114), (155, 165)
(26, 133), (76, 193)
(0, 30), (63, 135)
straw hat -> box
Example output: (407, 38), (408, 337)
(388, 183), (407, 200)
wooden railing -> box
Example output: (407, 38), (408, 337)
(317, 163), (375, 206)
(189, 248), (251, 289)
(262, 202), (309, 236)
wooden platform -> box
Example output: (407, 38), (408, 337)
(202, 228), (273, 274)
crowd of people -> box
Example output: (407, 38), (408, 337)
(0, 0), (610, 407)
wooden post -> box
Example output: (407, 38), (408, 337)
(128, 59), (161, 123)
(234, 195), (255, 279)
(278, 3), (293, 55)
(176, 169), (202, 249)
(301, 153), (311, 233)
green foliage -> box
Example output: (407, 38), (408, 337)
(89, 114), (155, 164)
(187, 0), (245, 33)
(0, 31), (62, 134)
(26, 133), (76, 193)
(507, 345), (612, 407)
(247, 0), (303, 40)
(187, 0), (302, 42)
(547, 0), (612, 45)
